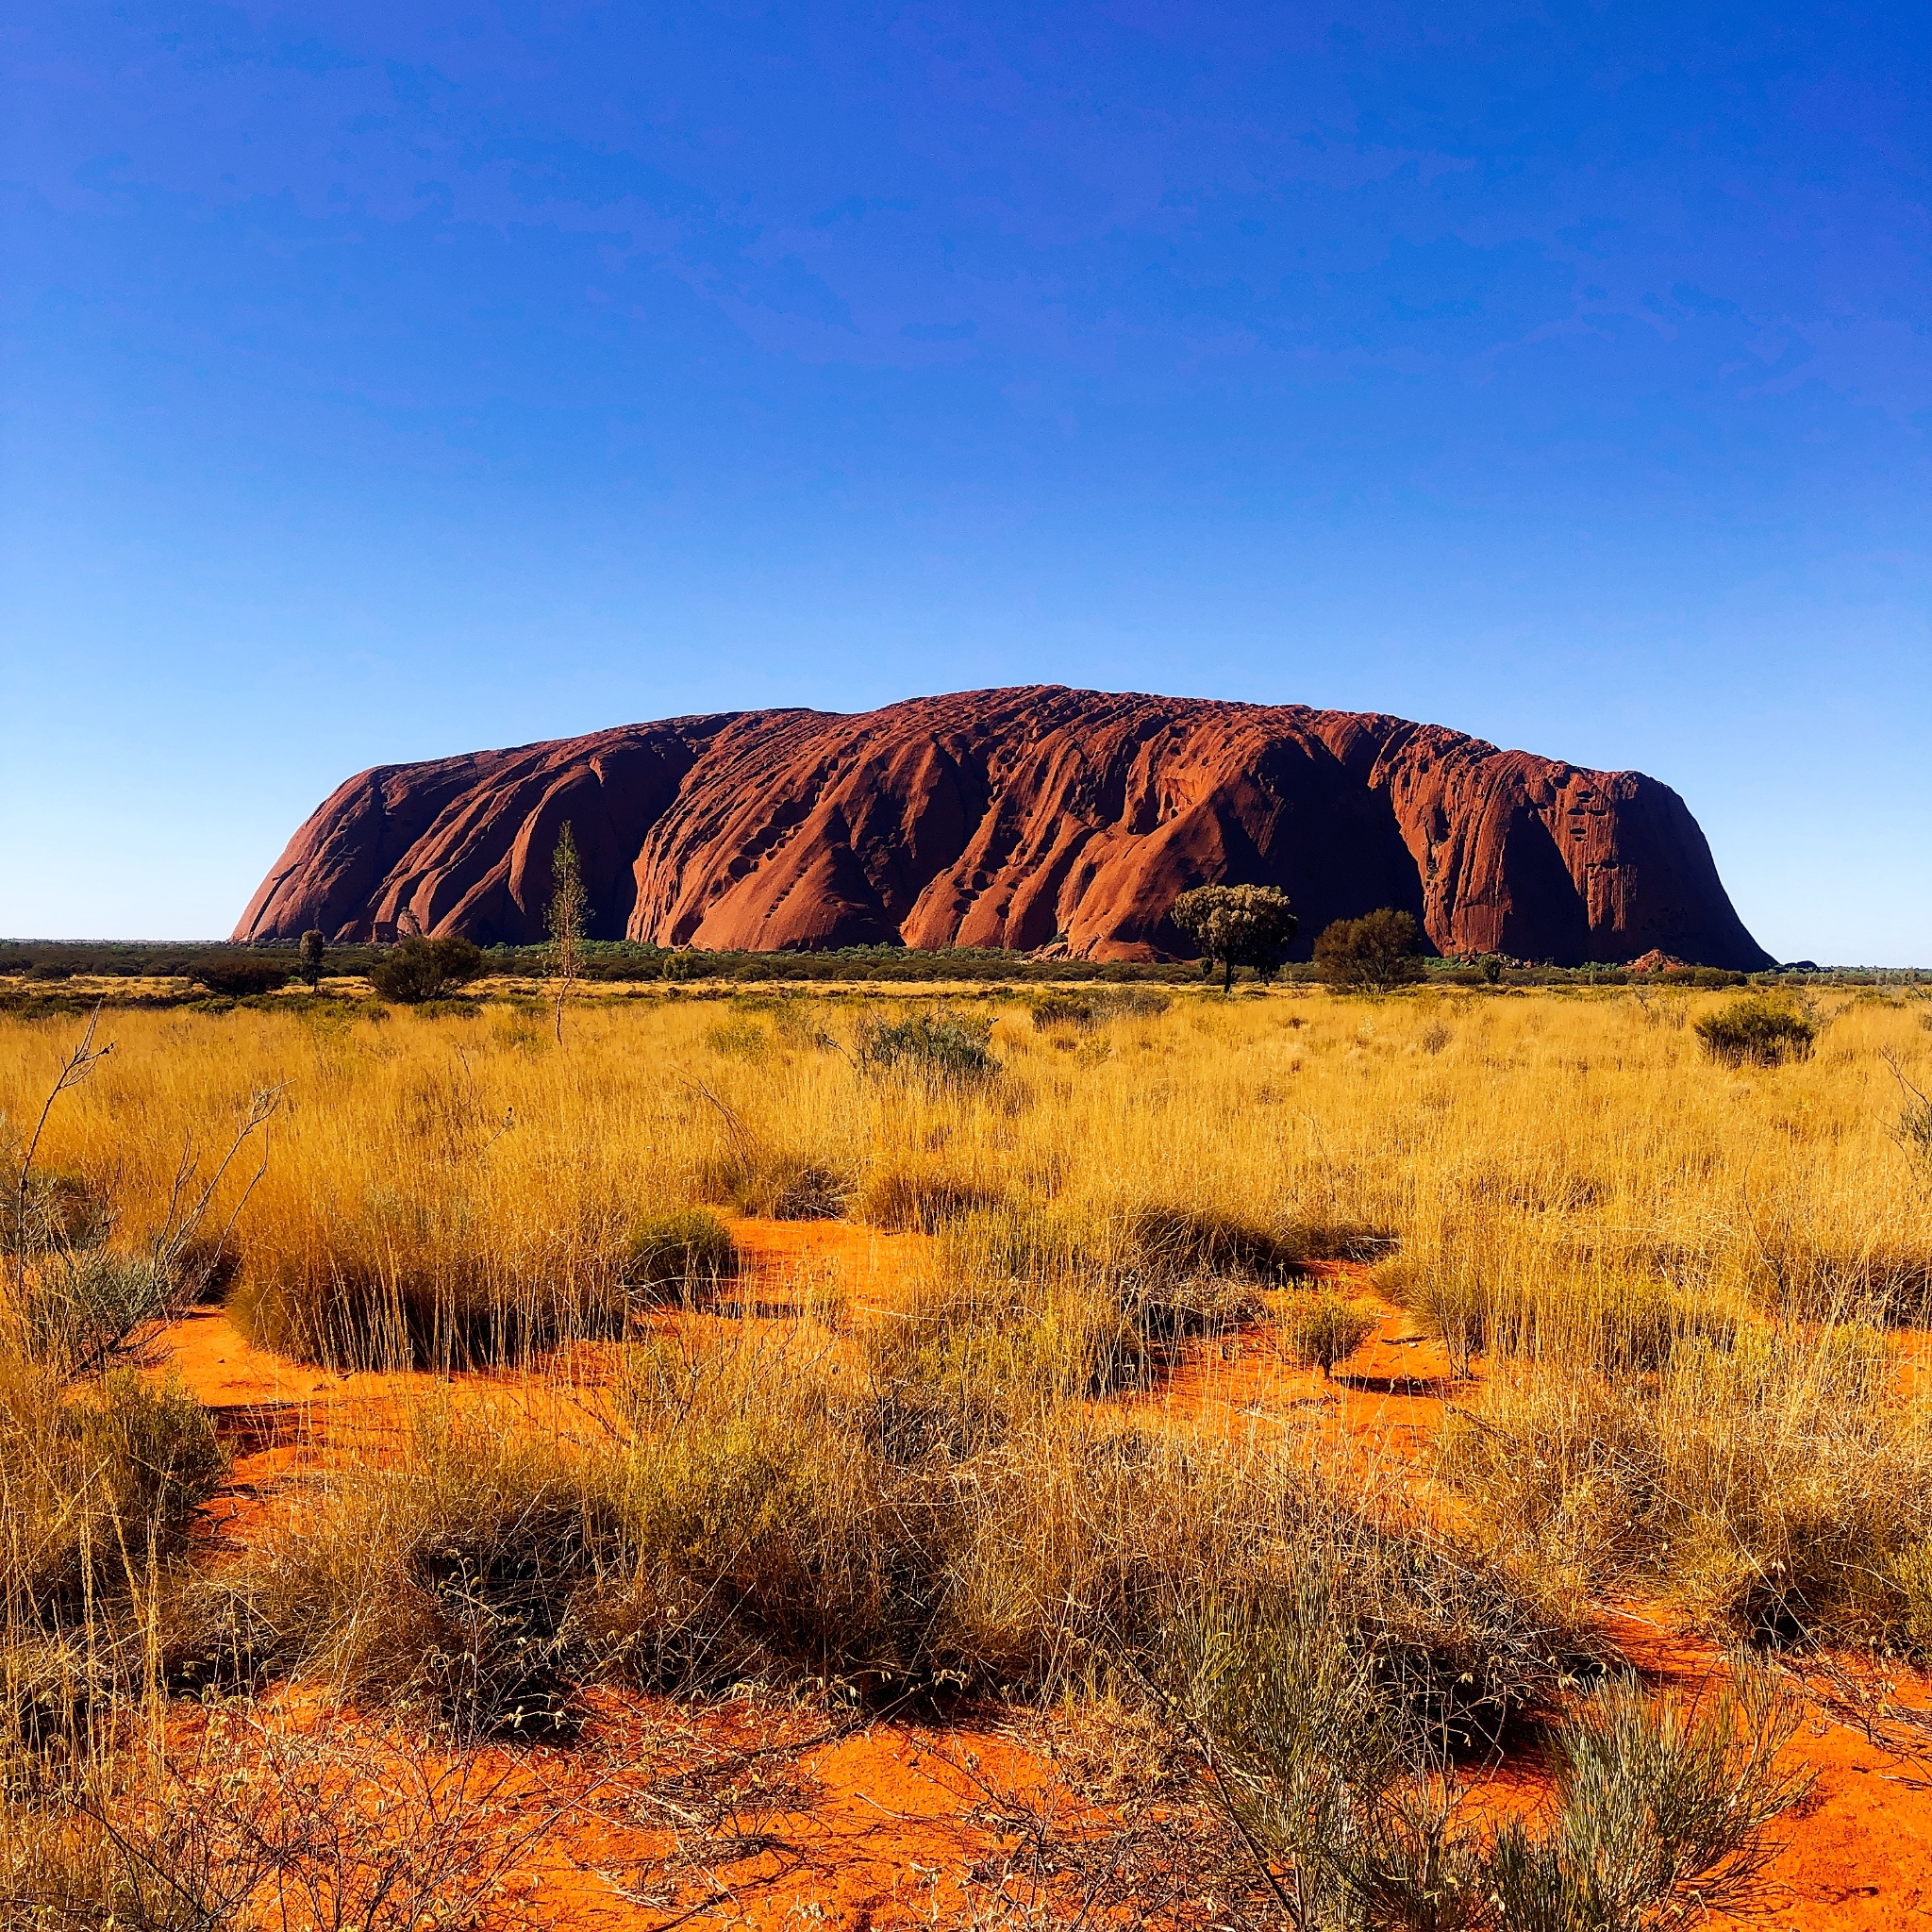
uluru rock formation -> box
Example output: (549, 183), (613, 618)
(236, 687), (1773, 969)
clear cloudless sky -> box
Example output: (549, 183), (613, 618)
(2, 2), (1927, 960)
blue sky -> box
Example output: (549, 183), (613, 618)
(3, 2), (1926, 960)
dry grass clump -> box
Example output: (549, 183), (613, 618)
(1381, 1243), (1739, 1378)
(855, 1160), (1006, 1231)
(621, 1207), (737, 1297)
(210, 1406), (603, 1735)
(1191, 1602), (1809, 1932)
(1025, 987), (1172, 1033)
(1440, 1324), (1932, 1650)
(692, 1144), (848, 1219)
(0, 1366), (224, 1641)
(0, 1707), (554, 1931)
(1121, 1202), (1309, 1283)
(227, 1230), (633, 1369)
(205, 1323), (1590, 1745)
(901, 1204), (1274, 1398)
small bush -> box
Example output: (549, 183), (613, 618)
(1027, 988), (1173, 1033)
(12, 1248), (175, 1376)
(1480, 1663), (1809, 1929)
(1026, 990), (1099, 1031)
(189, 957), (292, 997)
(623, 1209), (738, 1295)
(1694, 993), (1816, 1067)
(704, 1017), (769, 1060)
(369, 936), (485, 1006)
(855, 1008), (1000, 1086)
(1314, 908), (1427, 991)
(1278, 1292), (1381, 1376)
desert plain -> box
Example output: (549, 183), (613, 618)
(4, 974), (1931, 1929)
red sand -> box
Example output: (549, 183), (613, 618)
(151, 1219), (1932, 1929)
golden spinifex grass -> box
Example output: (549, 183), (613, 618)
(2, 979), (1924, 1921)
(6, 981), (1929, 1352)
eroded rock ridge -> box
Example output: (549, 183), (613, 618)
(235, 687), (1771, 968)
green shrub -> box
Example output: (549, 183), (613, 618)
(1313, 908), (1426, 991)
(369, 936), (485, 1005)
(1170, 884), (1299, 991)
(1694, 994), (1817, 1067)
(13, 1248), (176, 1377)
(1477, 1664), (1809, 1929)
(1278, 1292), (1381, 1376)
(1026, 990), (1099, 1030)
(296, 927), (326, 988)
(855, 1008), (999, 1085)
(623, 1209), (738, 1295)
(188, 956), (292, 997)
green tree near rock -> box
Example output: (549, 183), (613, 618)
(1313, 908), (1427, 991)
(369, 935), (484, 1004)
(297, 929), (326, 990)
(1170, 884), (1299, 993)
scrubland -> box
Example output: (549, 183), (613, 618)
(2, 976), (1930, 1928)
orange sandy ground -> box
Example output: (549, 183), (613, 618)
(151, 1219), (1932, 1930)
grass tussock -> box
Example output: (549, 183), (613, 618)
(0, 1365), (224, 1635)
(622, 1208), (738, 1296)
(1440, 1324), (1932, 1650)
(1277, 1291), (1383, 1376)
(1191, 1604), (1809, 1932)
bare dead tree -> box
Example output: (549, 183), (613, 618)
(9, 1003), (113, 1303)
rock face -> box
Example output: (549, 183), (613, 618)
(235, 687), (1772, 969)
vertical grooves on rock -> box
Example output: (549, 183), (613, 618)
(233, 687), (1771, 969)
